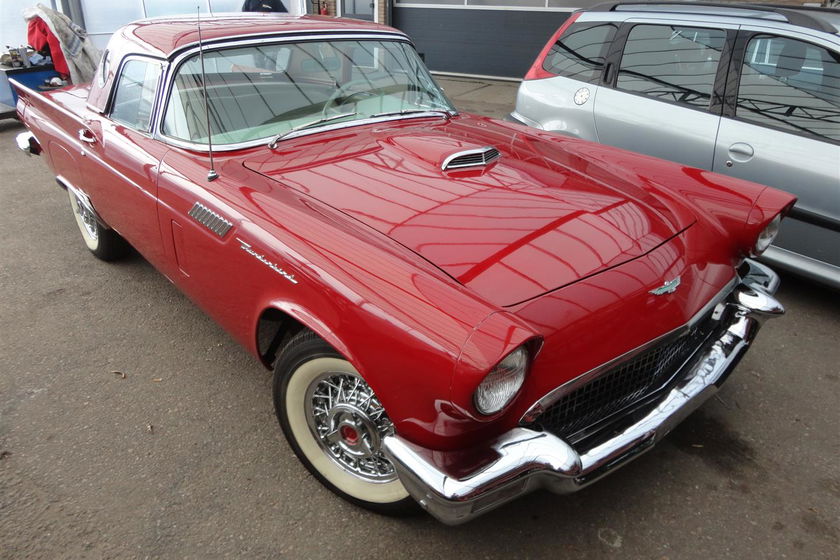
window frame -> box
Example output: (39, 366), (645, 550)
(107, 54), (167, 135)
(723, 29), (840, 146)
(602, 21), (736, 116)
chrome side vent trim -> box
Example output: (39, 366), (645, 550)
(441, 146), (501, 170)
(188, 202), (232, 238)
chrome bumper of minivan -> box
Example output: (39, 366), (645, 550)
(382, 261), (783, 525)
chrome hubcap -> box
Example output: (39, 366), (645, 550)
(306, 372), (397, 482)
(73, 193), (98, 240)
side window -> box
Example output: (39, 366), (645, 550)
(543, 23), (618, 84)
(617, 24), (726, 110)
(736, 35), (840, 142)
(110, 59), (162, 132)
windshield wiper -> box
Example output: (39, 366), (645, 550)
(268, 112), (358, 148)
(370, 109), (452, 120)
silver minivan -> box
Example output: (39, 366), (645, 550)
(511, 2), (840, 288)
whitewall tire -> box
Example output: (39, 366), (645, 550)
(67, 187), (128, 261)
(273, 330), (416, 514)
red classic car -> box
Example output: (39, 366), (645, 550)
(13, 14), (795, 524)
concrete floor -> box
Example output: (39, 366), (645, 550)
(1, 80), (839, 559)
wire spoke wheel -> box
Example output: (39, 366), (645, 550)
(306, 371), (398, 483)
(70, 190), (99, 241)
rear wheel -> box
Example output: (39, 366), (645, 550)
(67, 187), (128, 261)
(273, 330), (416, 515)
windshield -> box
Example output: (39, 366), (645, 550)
(162, 39), (454, 145)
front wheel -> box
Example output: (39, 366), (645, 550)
(67, 187), (129, 261)
(273, 330), (416, 515)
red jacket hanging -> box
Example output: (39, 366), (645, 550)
(27, 16), (70, 78)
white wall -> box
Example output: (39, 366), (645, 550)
(1, 1), (307, 52)
(81, 0), (305, 49)
(0, 1), (60, 51)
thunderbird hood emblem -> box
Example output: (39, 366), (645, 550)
(650, 276), (681, 296)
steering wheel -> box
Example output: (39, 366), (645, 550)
(322, 80), (378, 117)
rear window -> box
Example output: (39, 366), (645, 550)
(542, 22), (618, 84)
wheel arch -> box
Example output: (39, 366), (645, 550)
(253, 300), (358, 372)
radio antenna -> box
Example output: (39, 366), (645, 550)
(197, 6), (218, 181)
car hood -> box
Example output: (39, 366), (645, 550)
(244, 115), (695, 306)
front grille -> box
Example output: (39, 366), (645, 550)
(533, 326), (714, 444)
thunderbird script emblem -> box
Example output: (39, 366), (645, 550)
(650, 276), (681, 296)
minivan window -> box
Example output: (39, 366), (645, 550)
(542, 23), (618, 84)
(617, 24), (726, 110)
(110, 59), (162, 132)
(737, 35), (840, 142)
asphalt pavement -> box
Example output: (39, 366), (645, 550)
(1, 78), (838, 559)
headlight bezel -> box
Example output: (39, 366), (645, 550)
(473, 345), (531, 416)
(752, 214), (781, 256)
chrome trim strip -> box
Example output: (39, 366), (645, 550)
(270, 112), (450, 146)
(519, 275), (738, 424)
(383, 262), (783, 525)
(169, 30), (411, 59)
(188, 202), (232, 238)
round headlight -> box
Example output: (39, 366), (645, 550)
(753, 215), (781, 256)
(474, 346), (529, 415)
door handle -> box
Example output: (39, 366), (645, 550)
(78, 128), (97, 144)
(728, 142), (754, 159)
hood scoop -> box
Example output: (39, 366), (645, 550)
(441, 146), (500, 170)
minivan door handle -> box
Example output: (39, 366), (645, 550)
(728, 142), (754, 160)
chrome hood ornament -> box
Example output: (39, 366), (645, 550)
(650, 276), (681, 296)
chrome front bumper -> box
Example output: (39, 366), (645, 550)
(383, 260), (783, 525)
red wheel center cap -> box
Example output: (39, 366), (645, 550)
(340, 424), (359, 445)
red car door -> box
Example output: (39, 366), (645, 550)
(78, 56), (169, 268)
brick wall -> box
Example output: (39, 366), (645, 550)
(378, 0), (388, 25)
